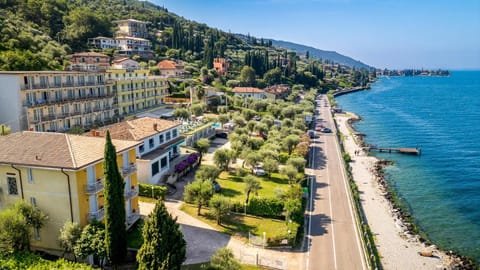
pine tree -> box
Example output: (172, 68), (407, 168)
(137, 200), (186, 270)
(103, 131), (127, 267)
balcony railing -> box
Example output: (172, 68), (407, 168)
(126, 212), (140, 229)
(88, 207), (105, 221)
(84, 179), (104, 194)
(124, 186), (139, 199)
(122, 163), (137, 175)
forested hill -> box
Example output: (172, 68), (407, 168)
(269, 39), (373, 69)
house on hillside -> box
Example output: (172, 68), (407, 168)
(232, 87), (266, 99)
(69, 52), (110, 71)
(87, 117), (185, 185)
(213, 58), (229, 76)
(157, 60), (185, 77)
(111, 57), (141, 70)
(114, 19), (148, 39)
(264, 84), (291, 100)
(0, 131), (140, 255)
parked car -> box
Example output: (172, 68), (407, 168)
(253, 166), (266, 176)
(307, 130), (315, 138)
(216, 132), (228, 139)
(321, 127), (332, 133)
(315, 126), (323, 131)
(253, 115), (262, 121)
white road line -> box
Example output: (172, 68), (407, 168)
(331, 109), (368, 270)
(325, 115), (338, 270)
(306, 132), (315, 270)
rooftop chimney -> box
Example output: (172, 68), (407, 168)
(153, 123), (158, 131)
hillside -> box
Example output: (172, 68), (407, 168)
(269, 39), (374, 69)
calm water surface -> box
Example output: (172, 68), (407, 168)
(337, 71), (480, 262)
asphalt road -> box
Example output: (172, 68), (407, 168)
(305, 94), (367, 270)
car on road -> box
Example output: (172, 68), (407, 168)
(253, 165), (266, 176)
(215, 132), (228, 139)
(307, 130), (315, 138)
(315, 125), (323, 131)
(321, 127), (332, 133)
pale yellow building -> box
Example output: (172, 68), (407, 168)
(105, 68), (169, 118)
(0, 131), (140, 254)
(0, 71), (116, 133)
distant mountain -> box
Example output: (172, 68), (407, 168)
(269, 39), (374, 69)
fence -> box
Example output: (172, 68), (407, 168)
(238, 246), (288, 270)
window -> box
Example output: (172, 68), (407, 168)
(160, 157), (167, 169)
(139, 145), (144, 153)
(27, 168), (34, 184)
(151, 162), (159, 176)
(7, 177), (18, 195)
(149, 138), (154, 149)
(159, 134), (164, 144)
(172, 129), (178, 138)
(165, 131), (171, 141)
(30, 197), (37, 206)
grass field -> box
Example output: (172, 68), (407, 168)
(181, 204), (297, 242)
(216, 171), (290, 203)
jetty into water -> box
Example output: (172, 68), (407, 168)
(367, 146), (421, 155)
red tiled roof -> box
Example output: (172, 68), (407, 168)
(233, 87), (265, 93)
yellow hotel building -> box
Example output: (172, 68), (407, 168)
(0, 132), (140, 254)
(106, 68), (168, 119)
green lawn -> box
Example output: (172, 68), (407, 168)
(181, 204), (298, 243)
(216, 171), (291, 203)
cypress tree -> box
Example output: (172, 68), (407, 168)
(137, 200), (186, 270)
(103, 131), (127, 267)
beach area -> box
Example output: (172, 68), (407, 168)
(334, 112), (474, 270)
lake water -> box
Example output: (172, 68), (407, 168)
(336, 71), (480, 263)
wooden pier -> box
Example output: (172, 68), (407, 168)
(367, 147), (421, 155)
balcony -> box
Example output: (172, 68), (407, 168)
(87, 207), (105, 222)
(122, 163), (137, 175)
(126, 212), (140, 229)
(124, 186), (139, 199)
(84, 179), (104, 194)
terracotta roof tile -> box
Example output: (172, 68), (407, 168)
(232, 87), (265, 93)
(0, 132), (140, 170)
(88, 117), (180, 141)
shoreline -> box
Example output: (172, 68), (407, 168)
(334, 112), (475, 270)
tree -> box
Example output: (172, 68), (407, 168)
(103, 131), (127, 266)
(184, 179), (214, 215)
(244, 152), (261, 171)
(240, 66), (256, 86)
(195, 165), (221, 182)
(194, 138), (210, 165)
(287, 157), (307, 173)
(173, 108), (190, 120)
(209, 195), (232, 225)
(137, 200), (186, 270)
(0, 209), (30, 254)
(210, 247), (241, 270)
(262, 158), (279, 177)
(244, 175), (261, 204)
(217, 114), (229, 127)
(58, 221), (82, 261)
(282, 165), (298, 185)
(13, 200), (48, 231)
(283, 134), (300, 155)
(190, 103), (204, 116)
(74, 220), (105, 266)
(214, 149), (232, 171)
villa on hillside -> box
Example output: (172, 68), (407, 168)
(233, 87), (267, 99)
(264, 84), (291, 100)
(157, 60), (185, 77)
(69, 52), (111, 71)
(111, 57), (141, 70)
(87, 117), (185, 185)
(213, 57), (229, 76)
(0, 131), (140, 255)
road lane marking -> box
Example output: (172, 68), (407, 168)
(331, 111), (368, 270)
(325, 124), (338, 270)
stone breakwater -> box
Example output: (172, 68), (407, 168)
(345, 113), (477, 270)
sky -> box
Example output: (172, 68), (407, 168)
(152, 0), (480, 70)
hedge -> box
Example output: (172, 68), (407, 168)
(139, 184), (167, 199)
(0, 251), (93, 270)
(246, 197), (284, 218)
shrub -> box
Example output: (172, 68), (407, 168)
(139, 184), (167, 199)
(248, 197), (284, 218)
(278, 152), (289, 164)
(236, 168), (249, 177)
